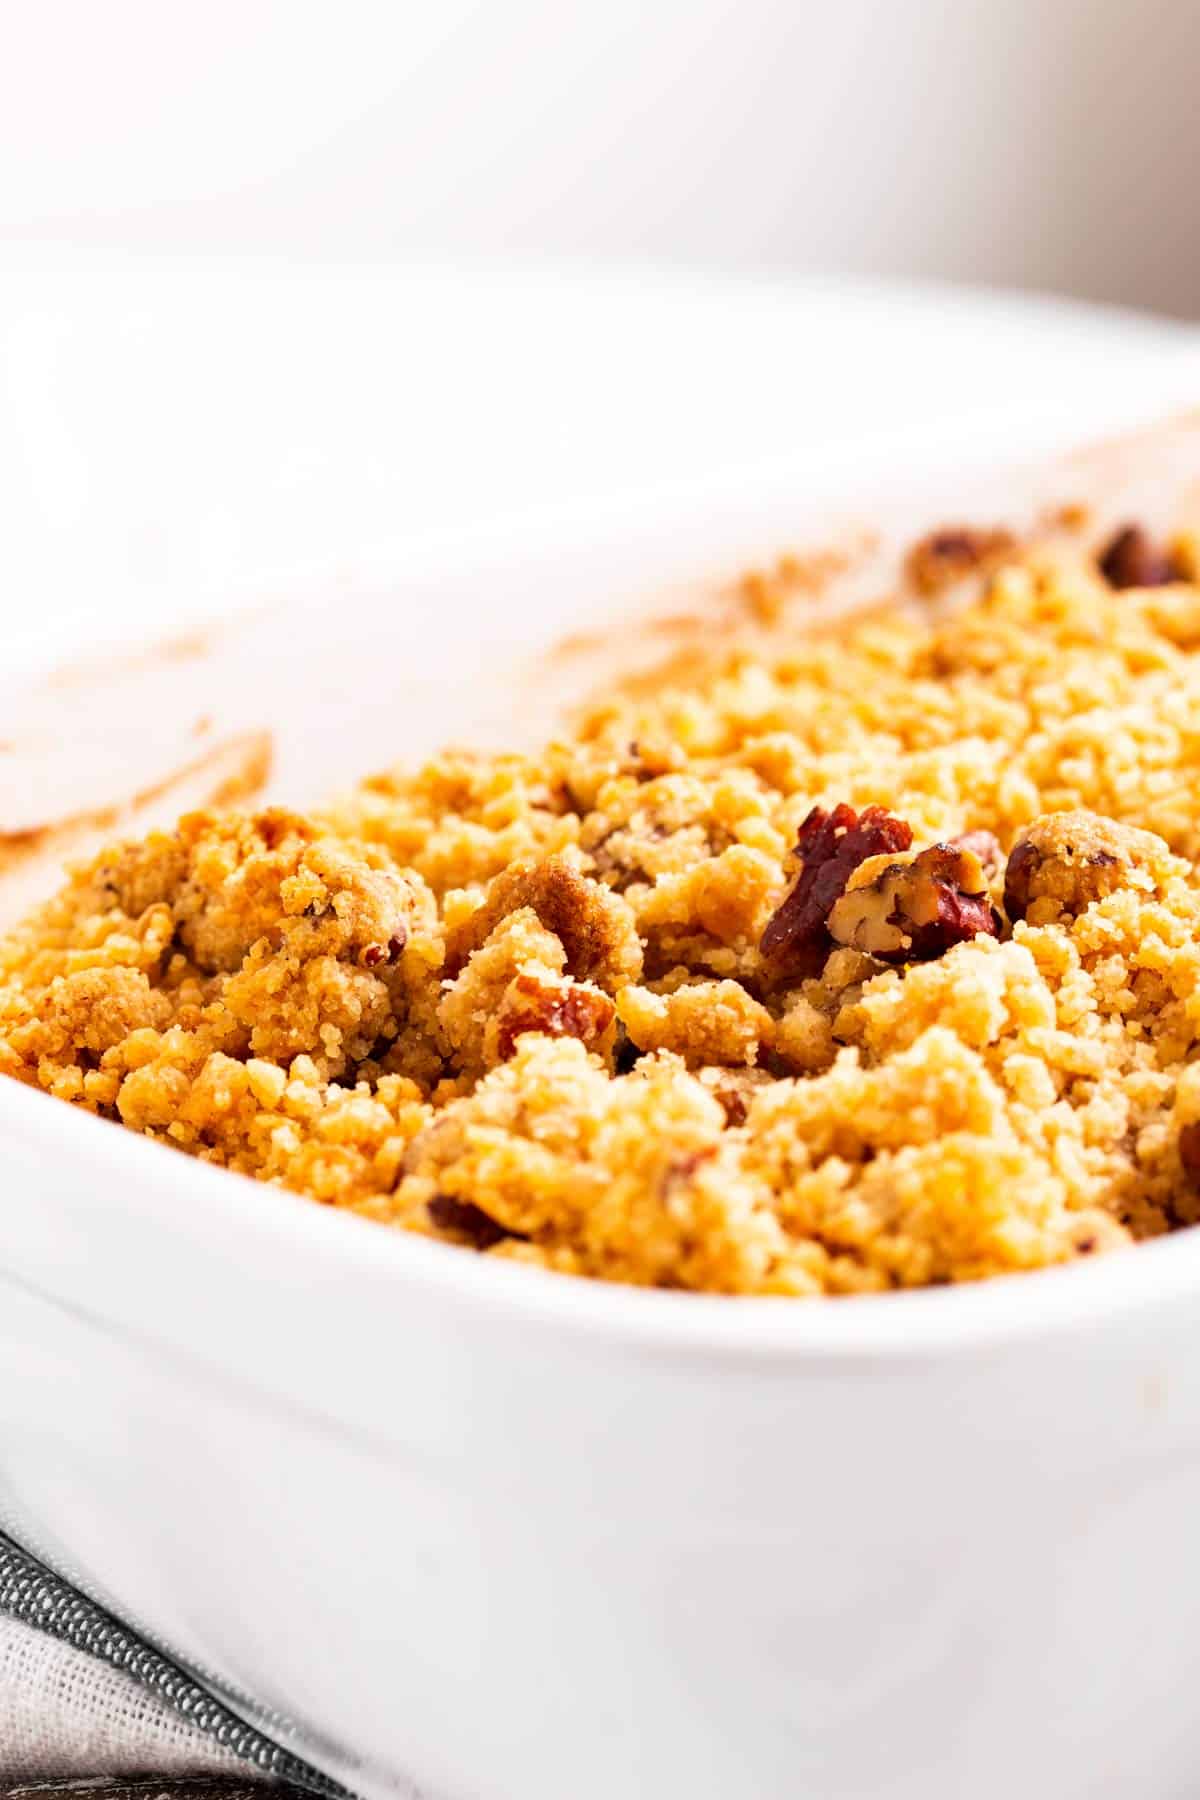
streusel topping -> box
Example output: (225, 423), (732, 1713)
(6, 525), (1200, 1294)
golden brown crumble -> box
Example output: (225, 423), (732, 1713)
(9, 527), (1200, 1294)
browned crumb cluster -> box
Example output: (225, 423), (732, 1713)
(8, 521), (1200, 1295)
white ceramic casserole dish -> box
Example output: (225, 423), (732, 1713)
(7, 408), (1200, 1800)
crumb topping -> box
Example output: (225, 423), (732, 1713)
(8, 525), (1200, 1295)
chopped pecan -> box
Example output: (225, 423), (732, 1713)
(1097, 523), (1181, 590)
(427, 1194), (517, 1251)
(697, 1065), (773, 1127)
(906, 525), (1016, 597)
(949, 828), (1003, 880)
(444, 856), (642, 992)
(827, 843), (1001, 962)
(1002, 840), (1045, 920)
(1003, 812), (1156, 922)
(760, 804), (913, 959)
(359, 926), (408, 969)
(493, 970), (615, 1061)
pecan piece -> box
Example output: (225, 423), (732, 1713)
(427, 1194), (517, 1251)
(827, 843), (1000, 962)
(359, 926), (408, 969)
(949, 828), (1003, 880)
(761, 804), (913, 959)
(697, 1064), (773, 1127)
(1097, 523), (1180, 590)
(1003, 812), (1158, 922)
(906, 525), (1016, 597)
(493, 970), (615, 1061)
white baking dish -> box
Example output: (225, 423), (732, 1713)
(6, 402), (1200, 1800)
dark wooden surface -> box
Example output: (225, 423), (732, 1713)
(2, 1783), (304, 1799)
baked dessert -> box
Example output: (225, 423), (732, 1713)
(4, 520), (1200, 1296)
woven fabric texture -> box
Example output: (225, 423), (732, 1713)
(0, 1533), (347, 1792)
(0, 1610), (240, 1778)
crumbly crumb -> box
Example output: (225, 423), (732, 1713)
(8, 532), (1200, 1294)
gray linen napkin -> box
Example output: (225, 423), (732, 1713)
(0, 1533), (345, 1790)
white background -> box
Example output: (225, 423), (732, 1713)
(3, 0), (1200, 315)
(4, 0), (1200, 659)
